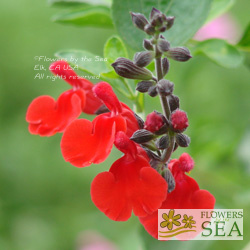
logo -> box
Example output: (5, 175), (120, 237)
(158, 209), (243, 240)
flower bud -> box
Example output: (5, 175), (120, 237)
(130, 12), (149, 31)
(163, 168), (176, 193)
(162, 57), (170, 76)
(166, 16), (175, 30)
(94, 104), (109, 115)
(143, 147), (161, 161)
(159, 26), (167, 32)
(156, 135), (169, 149)
(158, 39), (170, 52)
(134, 51), (155, 67)
(157, 79), (174, 96)
(148, 86), (158, 97)
(143, 39), (154, 51)
(170, 109), (189, 132)
(144, 111), (164, 133)
(134, 112), (144, 129)
(168, 94), (179, 112)
(176, 133), (190, 147)
(150, 159), (165, 171)
(136, 80), (154, 93)
(130, 129), (155, 143)
(178, 153), (194, 172)
(144, 24), (155, 35)
(112, 58), (153, 80)
(165, 47), (192, 62)
(150, 7), (161, 21)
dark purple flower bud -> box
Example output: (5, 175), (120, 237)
(134, 113), (144, 129)
(166, 47), (192, 62)
(150, 7), (161, 21)
(143, 39), (154, 51)
(168, 94), (179, 112)
(130, 129), (155, 143)
(134, 51), (155, 67)
(158, 39), (170, 52)
(176, 133), (190, 147)
(163, 168), (176, 193)
(162, 57), (170, 76)
(148, 85), (158, 97)
(157, 79), (174, 96)
(144, 24), (155, 35)
(136, 80), (154, 93)
(166, 16), (175, 30)
(112, 57), (153, 80)
(130, 12), (149, 31)
(156, 135), (169, 149)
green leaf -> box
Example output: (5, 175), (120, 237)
(49, 0), (111, 7)
(52, 6), (113, 28)
(193, 39), (243, 68)
(238, 23), (250, 51)
(112, 0), (212, 50)
(206, 0), (235, 23)
(55, 50), (109, 76)
(104, 35), (128, 71)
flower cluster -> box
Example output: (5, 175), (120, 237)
(26, 7), (215, 239)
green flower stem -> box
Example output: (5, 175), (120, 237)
(120, 78), (135, 99)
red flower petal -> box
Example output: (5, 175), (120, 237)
(50, 60), (102, 114)
(91, 132), (167, 221)
(120, 103), (139, 137)
(26, 89), (84, 136)
(61, 114), (127, 167)
(139, 155), (215, 239)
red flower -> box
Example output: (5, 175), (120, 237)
(91, 131), (168, 221)
(26, 89), (85, 136)
(144, 111), (164, 133)
(49, 61), (102, 114)
(61, 82), (139, 167)
(139, 153), (215, 239)
(171, 109), (189, 132)
(26, 60), (103, 136)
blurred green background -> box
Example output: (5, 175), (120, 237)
(0, 0), (250, 249)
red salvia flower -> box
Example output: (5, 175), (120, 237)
(61, 82), (139, 167)
(139, 153), (215, 239)
(26, 60), (103, 136)
(49, 61), (102, 114)
(144, 111), (164, 133)
(26, 89), (84, 136)
(91, 131), (168, 221)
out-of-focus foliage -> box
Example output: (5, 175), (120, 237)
(0, 0), (249, 249)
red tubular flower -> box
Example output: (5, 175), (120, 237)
(26, 60), (104, 136)
(139, 153), (215, 239)
(91, 131), (168, 221)
(61, 82), (139, 167)
(50, 61), (102, 114)
(26, 89), (85, 136)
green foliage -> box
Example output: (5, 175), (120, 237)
(206, 0), (235, 23)
(238, 22), (250, 51)
(112, 0), (212, 50)
(193, 39), (243, 68)
(49, 0), (111, 7)
(55, 50), (109, 76)
(52, 5), (113, 28)
(104, 35), (128, 70)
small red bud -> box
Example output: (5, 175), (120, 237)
(144, 111), (164, 133)
(170, 109), (188, 132)
(178, 153), (194, 172)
